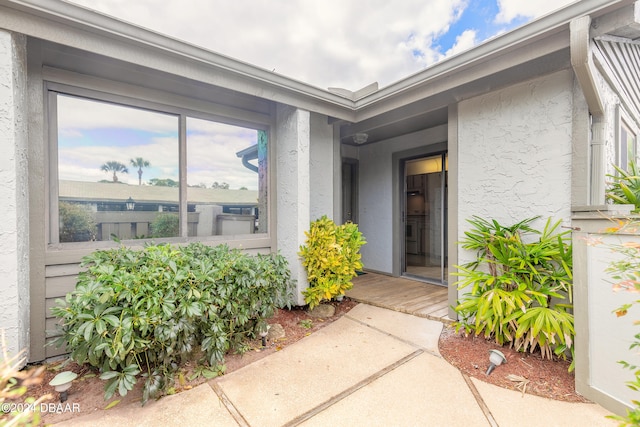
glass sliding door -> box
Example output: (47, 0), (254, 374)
(403, 153), (448, 284)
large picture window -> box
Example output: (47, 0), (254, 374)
(51, 90), (268, 244)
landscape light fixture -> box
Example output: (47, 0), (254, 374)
(256, 321), (269, 347)
(125, 196), (135, 211)
(486, 349), (507, 375)
(49, 371), (78, 402)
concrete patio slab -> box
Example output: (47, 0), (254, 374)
(346, 303), (443, 355)
(300, 352), (489, 427)
(471, 377), (617, 427)
(214, 314), (418, 427)
(56, 382), (237, 427)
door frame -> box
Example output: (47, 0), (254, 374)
(400, 152), (448, 285)
(341, 158), (359, 224)
(391, 142), (447, 280)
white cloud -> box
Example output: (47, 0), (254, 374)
(445, 29), (478, 58)
(68, 0), (469, 89)
(496, 0), (576, 24)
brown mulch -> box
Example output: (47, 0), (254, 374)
(7, 299), (586, 425)
(438, 326), (588, 403)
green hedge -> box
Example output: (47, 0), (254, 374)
(51, 242), (294, 404)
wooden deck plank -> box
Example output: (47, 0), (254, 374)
(347, 272), (452, 322)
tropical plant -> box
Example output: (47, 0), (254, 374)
(130, 157), (150, 186)
(151, 213), (179, 238)
(100, 161), (128, 183)
(50, 243), (295, 405)
(298, 215), (366, 308)
(59, 202), (97, 242)
(453, 216), (574, 366)
(606, 158), (640, 212)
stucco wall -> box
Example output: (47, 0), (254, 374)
(309, 112), (335, 222)
(358, 127), (447, 274)
(457, 70), (574, 264)
(275, 105), (311, 305)
(0, 29), (29, 360)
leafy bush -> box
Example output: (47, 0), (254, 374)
(298, 216), (366, 308)
(51, 242), (294, 404)
(606, 159), (640, 213)
(59, 202), (97, 242)
(454, 216), (574, 366)
(151, 213), (179, 238)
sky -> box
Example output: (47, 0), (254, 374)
(67, 0), (577, 90)
(58, 0), (577, 189)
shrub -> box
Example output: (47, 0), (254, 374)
(59, 202), (97, 242)
(453, 216), (574, 366)
(298, 216), (366, 308)
(51, 242), (294, 404)
(151, 213), (179, 238)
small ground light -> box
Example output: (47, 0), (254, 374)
(486, 349), (507, 375)
(49, 371), (78, 402)
(256, 321), (269, 347)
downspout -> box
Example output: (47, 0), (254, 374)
(570, 15), (606, 205)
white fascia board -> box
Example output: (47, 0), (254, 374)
(0, 0), (357, 120)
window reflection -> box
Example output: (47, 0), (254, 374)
(54, 93), (268, 244)
(186, 117), (267, 237)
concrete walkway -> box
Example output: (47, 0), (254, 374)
(57, 304), (616, 427)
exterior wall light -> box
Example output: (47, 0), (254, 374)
(353, 133), (369, 144)
(126, 196), (135, 211)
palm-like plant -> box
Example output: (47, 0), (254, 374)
(130, 157), (151, 186)
(606, 159), (640, 213)
(100, 161), (128, 182)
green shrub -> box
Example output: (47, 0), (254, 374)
(151, 213), (179, 238)
(298, 216), (366, 308)
(59, 201), (97, 242)
(51, 242), (294, 404)
(453, 216), (574, 367)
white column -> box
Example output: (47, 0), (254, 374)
(0, 29), (29, 361)
(276, 105), (311, 305)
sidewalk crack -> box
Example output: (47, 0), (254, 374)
(209, 381), (251, 427)
(461, 373), (499, 427)
(282, 349), (424, 427)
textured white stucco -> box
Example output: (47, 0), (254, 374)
(457, 70), (574, 266)
(309, 112), (335, 222)
(276, 105), (311, 305)
(0, 29), (29, 360)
